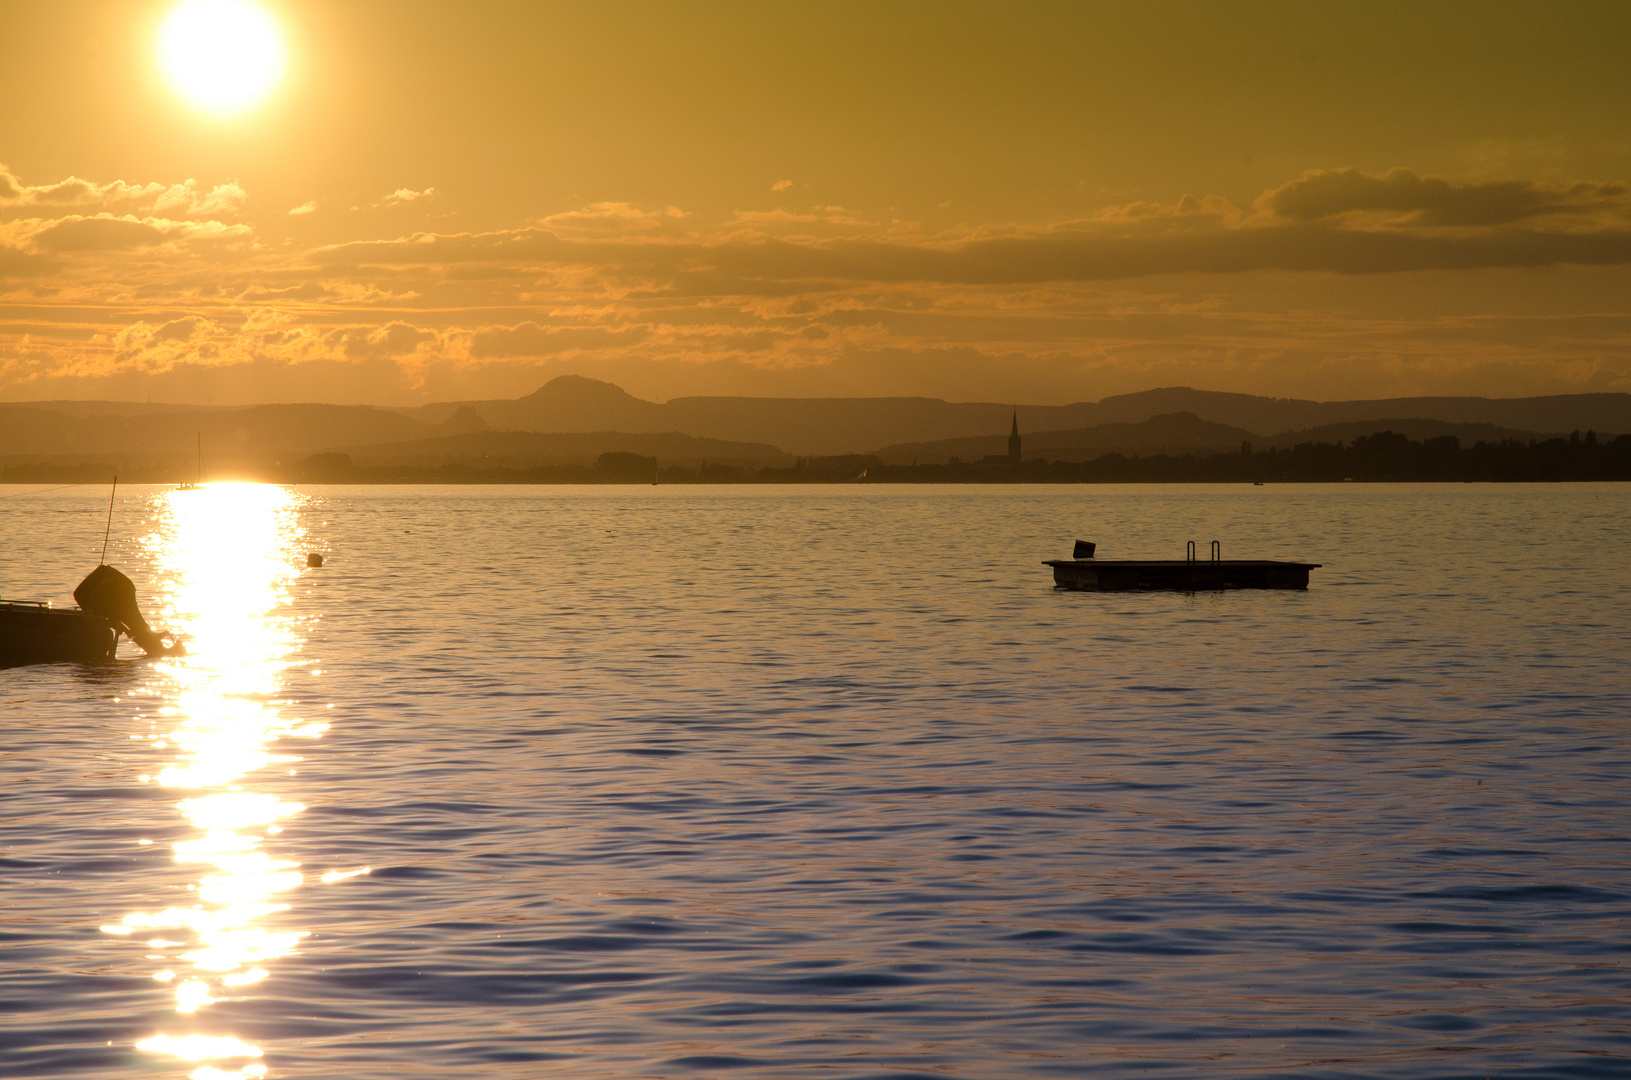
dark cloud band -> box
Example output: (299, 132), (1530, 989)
(314, 221), (1631, 288)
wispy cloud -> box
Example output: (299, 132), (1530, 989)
(537, 202), (689, 235)
(312, 189), (1631, 287)
(383, 187), (436, 206)
(7, 213), (254, 253)
(0, 165), (245, 218)
(288, 200), (318, 216)
(1257, 168), (1631, 228)
(470, 321), (651, 358)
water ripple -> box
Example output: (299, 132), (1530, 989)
(3, 484), (1629, 1078)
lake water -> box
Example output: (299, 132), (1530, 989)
(2, 483), (1628, 1079)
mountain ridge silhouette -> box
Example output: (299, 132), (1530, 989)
(2, 375), (1626, 462)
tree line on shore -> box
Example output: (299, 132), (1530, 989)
(5, 431), (1630, 485)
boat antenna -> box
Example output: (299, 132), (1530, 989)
(100, 475), (118, 565)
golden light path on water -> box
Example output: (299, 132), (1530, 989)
(97, 484), (359, 1080)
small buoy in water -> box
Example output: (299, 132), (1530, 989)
(307, 552), (324, 567)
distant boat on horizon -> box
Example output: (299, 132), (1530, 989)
(176, 432), (203, 490)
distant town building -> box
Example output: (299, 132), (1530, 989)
(980, 411), (1025, 467)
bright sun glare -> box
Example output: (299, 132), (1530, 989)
(157, 0), (285, 115)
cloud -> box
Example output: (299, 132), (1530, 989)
(537, 202), (689, 234)
(327, 321), (439, 361)
(289, 199), (318, 216)
(97, 316), (236, 375)
(0, 242), (49, 277)
(311, 227), (573, 265)
(232, 279), (415, 304)
(1257, 168), (1631, 228)
(796, 225), (1631, 282)
(237, 281), (335, 301)
(771, 180), (794, 192)
(469, 321), (651, 358)
(6, 165), (1631, 407)
(29, 215), (174, 252)
(159, 181), (247, 217)
(311, 213), (1631, 290)
(733, 205), (867, 227)
(150, 316), (205, 343)
(0, 165), (246, 217)
(16, 213), (253, 252)
(384, 187), (435, 205)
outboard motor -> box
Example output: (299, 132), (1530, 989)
(74, 565), (183, 657)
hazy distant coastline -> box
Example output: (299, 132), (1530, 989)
(6, 431), (1627, 486)
(3, 375), (1629, 484)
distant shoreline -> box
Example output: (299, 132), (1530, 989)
(6, 430), (1628, 485)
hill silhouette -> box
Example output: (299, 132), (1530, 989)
(1084, 387), (1631, 436)
(400, 376), (1051, 453)
(0, 402), (432, 458)
(1258, 418), (1548, 450)
(2, 377), (1626, 475)
(339, 429), (788, 469)
(397, 376), (1624, 455)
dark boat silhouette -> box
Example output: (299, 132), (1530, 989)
(0, 565), (183, 668)
(0, 599), (118, 667)
(176, 432), (204, 490)
(1045, 540), (1320, 591)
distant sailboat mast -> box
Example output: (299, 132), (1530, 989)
(177, 431), (203, 490)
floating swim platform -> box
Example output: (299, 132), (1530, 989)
(1044, 541), (1320, 592)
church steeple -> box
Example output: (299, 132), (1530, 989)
(1008, 410), (1021, 463)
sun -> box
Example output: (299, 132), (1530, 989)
(157, 0), (286, 115)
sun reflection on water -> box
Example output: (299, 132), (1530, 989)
(103, 484), (340, 1080)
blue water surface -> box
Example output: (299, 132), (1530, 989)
(1, 483), (1628, 1079)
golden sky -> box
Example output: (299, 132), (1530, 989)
(2, 0), (1629, 405)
